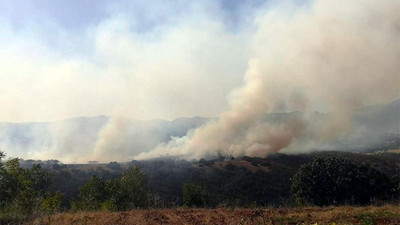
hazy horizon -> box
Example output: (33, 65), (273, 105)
(0, 0), (399, 162)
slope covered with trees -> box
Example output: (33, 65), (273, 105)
(0, 150), (399, 224)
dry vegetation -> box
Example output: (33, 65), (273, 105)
(31, 205), (400, 225)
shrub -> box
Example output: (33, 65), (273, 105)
(182, 183), (207, 207)
(101, 200), (118, 212)
(290, 157), (398, 206)
(119, 166), (150, 209)
(41, 191), (65, 214)
(74, 176), (107, 211)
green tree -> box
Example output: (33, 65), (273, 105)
(73, 176), (107, 211)
(41, 191), (65, 214)
(119, 166), (150, 209)
(103, 179), (123, 211)
(182, 183), (207, 207)
(0, 156), (50, 216)
(72, 166), (150, 211)
(0, 151), (14, 206)
(29, 164), (51, 195)
(290, 157), (397, 206)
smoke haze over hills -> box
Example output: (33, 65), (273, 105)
(0, 99), (398, 163)
(0, 0), (399, 162)
(134, 0), (400, 160)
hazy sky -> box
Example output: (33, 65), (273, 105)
(0, 0), (310, 122)
(0, 0), (398, 162)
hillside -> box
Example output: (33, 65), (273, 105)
(2, 150), (399, 225)
(21, 151), (398, 208)
(1, 99), (399, 162)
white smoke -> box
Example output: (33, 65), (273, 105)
(0, 0), (398, 162)
(134, 0), (400, 160)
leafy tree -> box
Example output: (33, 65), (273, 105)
(41, 191), (65, 214)
(29, 164), (51, 195)
(103, 179), (123, 211)
(0, 152), (14, 206)
(119, 166), (150, 209)
(182, 183), (207, 207)
(101, 200), (118, 212)
(11, 187), (39, 215)
(73, 176), (107, 211)
(290, 157), (397, 206)
(72, 166), (150, 211)
(0, 154), (51, 217)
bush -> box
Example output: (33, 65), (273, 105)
(72, 166), (150, 211)
(101, 200), (118, 212)
(41, 191), (65, 214)
(73, 176), (107, 211)
(290, 157), (398, 206)
(0, 153), (52, 217)
(182, 183), (207, 207)
(119, 166), (150, 209)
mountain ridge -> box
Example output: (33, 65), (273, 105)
(0, 99), (398, 162)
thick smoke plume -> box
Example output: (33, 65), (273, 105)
(92, 116), (128, 161)
(135, 0), (400, 160)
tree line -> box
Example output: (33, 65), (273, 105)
(0, 150), (399, 222)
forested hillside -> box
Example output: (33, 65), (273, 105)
(13, 151), (400, 208)
(1, 150), (399, 224)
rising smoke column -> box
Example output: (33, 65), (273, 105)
(134, 0), (400, 160)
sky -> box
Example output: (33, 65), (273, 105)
(0, 0), (310, 122)
(0, 0), (398, 162)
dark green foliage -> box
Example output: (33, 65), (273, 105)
(41, 191), (65, 214)
(138, 152), (399, 207)
(290, 157), (398, 206)
(182, 183), (207, 207)
(1, 149), (399, 218)
(119, 166), (150, 209)
(72, 176), (108, 211)
(72, 166), (149, 211)
(0, 153), (15, 206)
(0, 152), (52, 221)
(103, 179), (123, 210)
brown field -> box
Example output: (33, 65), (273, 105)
(31, 205), (400, 225)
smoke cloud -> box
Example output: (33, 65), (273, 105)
(0, 0), (398, 162)
(134, 0), (400, 160)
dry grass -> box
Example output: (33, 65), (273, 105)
(29, 205), (400, 225)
